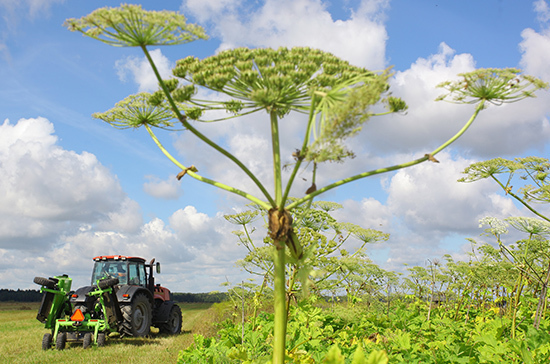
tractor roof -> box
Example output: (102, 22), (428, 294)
(93, 255), (146, 263)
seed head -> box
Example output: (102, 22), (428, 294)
(436, 68), (548, 106)
(65, 4), (207, 47)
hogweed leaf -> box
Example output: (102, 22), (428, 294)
(323, 345), (345, 364)
(65, 4), (207, 47)
(365, 350), (389, 364)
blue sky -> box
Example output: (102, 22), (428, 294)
(1, 0), (549, 292)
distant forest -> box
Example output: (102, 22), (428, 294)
(0, 289), (42, 302)
(0, 289), (228, 303)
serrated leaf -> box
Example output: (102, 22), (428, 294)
(322, 345), (345, 364)
(366, 350), (389, 364)
(351, 346), (366, 364)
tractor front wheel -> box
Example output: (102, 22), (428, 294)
(42, 333), (52, 350)
(160, 304), (182, 335)
(83, 332), (92, 349)
(97, 332), (106, 347)
(55, 332), (66, 350)
(121, 294), (152, 337)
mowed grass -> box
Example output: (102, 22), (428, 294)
(0, 301), (224, 364)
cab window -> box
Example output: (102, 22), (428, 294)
(91, 261), (127, 285)
(128, 262), (146, 286)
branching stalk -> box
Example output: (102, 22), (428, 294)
(145, 124), (270, 209)
(141, 45), (276, 207)
(489, 174), (550, 223)
(288, 102), (485, 209)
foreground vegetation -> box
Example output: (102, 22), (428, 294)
(181, 297), (550, 363)
(180, 235), (550, 363)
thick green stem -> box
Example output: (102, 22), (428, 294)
(454, 279), (471, 320)
(429, 101), (484, 156)
(286, 266), (298, 315)
(270, 111), (283, 207)
(511, 275), (524, 339)
(287, 102), (485, 210)
(144, 124), (271, 210)
(140, 45), (276, 207)
(252, 274), (269, 331)
(273, 245), (287, 364)
(281, 96), (319, 204)
(534, 261), (550, 329)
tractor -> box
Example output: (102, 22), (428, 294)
(34, 255), (182, 349)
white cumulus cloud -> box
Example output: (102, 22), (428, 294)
(143, 175), (183, 200)
(115, 48), (173, 92)
(182, 0), (389, 69)
(0, 117), (126, 248)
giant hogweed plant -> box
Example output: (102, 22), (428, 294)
(460, 157), (550, 223)
(225, 202), (389, 311)
(478, 216), (550, 338)
(66, 4), (548, 363)
(461, 156), (550, 337)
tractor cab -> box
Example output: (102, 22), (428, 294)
(91, 255), (159, 289)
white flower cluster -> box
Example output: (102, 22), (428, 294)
(505, 216), (550, 236)
(479, 216), (509, 236)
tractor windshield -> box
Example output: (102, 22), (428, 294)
(91, 261), (128, 285)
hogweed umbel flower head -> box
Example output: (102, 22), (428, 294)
(436, 68), (548, 106)
(459, 157), (524, 183)
(64, 4), (207, 47)
(506, 216), (550, 236)
(479, 216), (508, 236)
(172, 47), (406, 162)
(92, 93), (177, 130)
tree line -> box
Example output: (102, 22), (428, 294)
(0, 288), (227, 303)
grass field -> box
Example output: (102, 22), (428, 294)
(0, 301), (224, 364)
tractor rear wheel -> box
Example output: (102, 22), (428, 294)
(121, 293), (151, 337)
(55, 332), (66, 350)
(160, 304), (182, 335)
(42, 333), (52, 350)
(83, 332), (92, 349)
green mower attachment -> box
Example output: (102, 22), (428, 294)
(35, 275), (121, 350)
